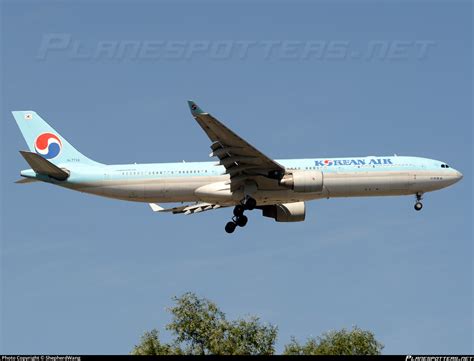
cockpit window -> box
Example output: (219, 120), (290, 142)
(441, 164), (450, 168)
(446, 164), (450, 168)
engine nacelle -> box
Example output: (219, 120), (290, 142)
(280, 170), (323, 193)
(261, 202), (306, 222)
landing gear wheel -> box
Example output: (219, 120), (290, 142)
(225, 221), (237, 233)
(414, 202), (423, 211)
(236, 215), (248, 227)
(233, 205), (245, 217)
(244, 197), (257, 210)
(227, 200), (253, 233)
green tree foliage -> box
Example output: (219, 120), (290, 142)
(166, 292), (227, 354)
(218, 317), (278, 355)
(131, 329), (181, 355)
(131, 292), (277, 355)
(132, 293), (382, 355)
(283, 326), (384, 355)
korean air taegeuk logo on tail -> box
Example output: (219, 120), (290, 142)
(34, 132), (62, 159)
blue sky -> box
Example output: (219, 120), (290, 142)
(1, 0), (472, 354)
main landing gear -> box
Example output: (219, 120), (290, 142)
(225, 197), (256, 233)
(414, 192), (423, 211)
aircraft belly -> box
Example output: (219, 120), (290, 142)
(79, 182), (145, 200)
(70, 169), (454, 205)
(144, 176), (222, 203)
(68, 170), (453, 205)
(252, 190), (324, 204)
(146, 180), (201, 202)
(324, 171), (416, 197)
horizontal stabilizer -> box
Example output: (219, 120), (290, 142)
(19, 151), (69, 181)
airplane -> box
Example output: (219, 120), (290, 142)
(12, 101), (463, 233)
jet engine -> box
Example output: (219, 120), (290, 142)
(279, 170), (324, 193)
(261, 202), (306, 222)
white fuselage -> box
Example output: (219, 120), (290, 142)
(26, 155), (462, 206)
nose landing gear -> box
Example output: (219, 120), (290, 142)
(414, 193), (423, 211)
(224, 197), (256, 233)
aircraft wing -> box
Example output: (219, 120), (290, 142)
(15, 177), (40, 184)
(149, 202), (227, 215)
(187, 100), (286, 191)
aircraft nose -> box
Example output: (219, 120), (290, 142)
(452, 169), (463, 183)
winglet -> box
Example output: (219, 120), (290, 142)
(187, 100), (206, 116)
(149, 203), (165, 212)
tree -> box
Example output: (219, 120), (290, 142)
(166, 292), (227, 354)
(283, 326), (384, 355)
(131, 292), (277, 355)
(132, 293), (383, 355)
(218, 317), (277, 355)
(131, 329), (179, 355)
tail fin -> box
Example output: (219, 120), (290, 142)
(12, 111), (102, 166)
